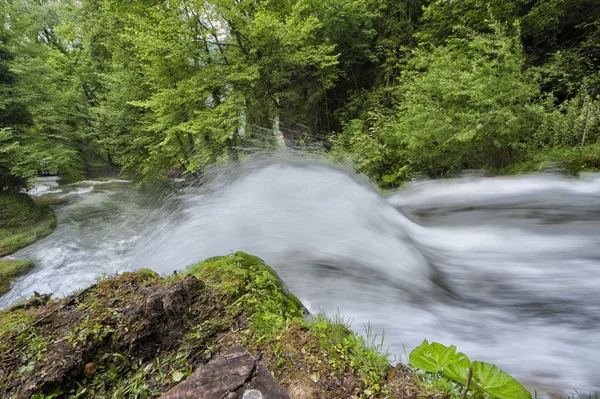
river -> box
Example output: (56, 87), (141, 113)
(2, 161), (600, 397)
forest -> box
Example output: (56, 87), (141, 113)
(1, 0), (599, 189)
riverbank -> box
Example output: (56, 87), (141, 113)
(0, 252), (437, 398)
(0, 193), (57, 295)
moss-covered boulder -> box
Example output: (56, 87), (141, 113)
(0, 259), (34, 296)
(0, 192), (41, 229)
(0, 206), (56, 257)
(0, 192), (57, 296)
(0, 252), (433, 399)
(187, 251), (308, 320)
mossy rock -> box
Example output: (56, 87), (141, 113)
(0, 192), (41, 229)
(0, 254), (431, 398)
(0, 206), (56, 257)
(186, 251), (308, 317)
(0, 198), (56, 296)
(0, 259), (34, 296)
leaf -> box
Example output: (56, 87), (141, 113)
(409, 340), (470, 375)
(381, 173), (398, 183)
(443, 362), (470, 385)
(470, 361), (532, 399)
(172, 371), (185, 383)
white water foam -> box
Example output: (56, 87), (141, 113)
(3, 163), (600, 396)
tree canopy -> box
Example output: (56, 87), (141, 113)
(0, 0), (598, 190)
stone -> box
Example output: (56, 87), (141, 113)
(160, 344), (290, 399)
(243, 364), (290, 398)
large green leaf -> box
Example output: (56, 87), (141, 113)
(443, 361), (470, 385)
(409, 340), (470, 376)
(470, 361), (532, 399)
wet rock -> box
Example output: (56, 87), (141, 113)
(161, 344), (290, 399)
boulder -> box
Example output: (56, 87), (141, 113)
(161, 344), (290, 399)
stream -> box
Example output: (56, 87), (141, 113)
(2, 161), (600, 397)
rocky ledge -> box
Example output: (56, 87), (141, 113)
(0, 252), (433, 398)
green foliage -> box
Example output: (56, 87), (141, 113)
(330, 0), (600, 184)
(410, 340), (532, 399)
(418, 0), (520, 45)
(334, 24), (546, 184)
(499, 143), (600, 176)
(470, 361), (531, 399)
(0, 0), (93, 190)
(409, 340), (470, 379)
(68, 0), (342, 180)
(2, 0), (599, 183)
(534, 92), (600, 149)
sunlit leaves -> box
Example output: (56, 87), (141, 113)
(470, 361), (532, 399)
(408, 339), (470, 384)
(409, 341), (532, 399)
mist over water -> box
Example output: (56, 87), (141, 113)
(3, 162), (600, 396)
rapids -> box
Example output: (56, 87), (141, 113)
(2, 162), (600, 396)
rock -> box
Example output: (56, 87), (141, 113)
(0, 259), (35, 296)
(161, 344), (290, 399)
(244, 363), (290, 398)
(84, 362), (97, 376)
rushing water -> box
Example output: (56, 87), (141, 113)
(2, 162), (600, 396)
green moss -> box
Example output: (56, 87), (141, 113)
(188, 251), (305, 312)
(0, 193), (55, 297)
(186, 251), (306, 338)
(33, 196), (69, 207)
(0, 259), (35, 296)
(0, 192), (41, 228)
(0, 206), (56, 257)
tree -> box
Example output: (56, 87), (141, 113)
(81, 0), (340, 180)
(0, 0), (99, 191)
(334, 25), (547, 183)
